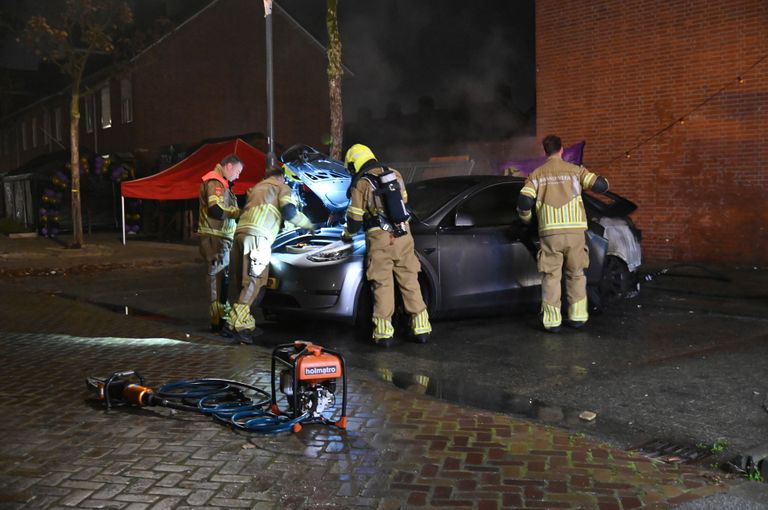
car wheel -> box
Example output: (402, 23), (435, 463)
(353, 281), (373, 335)
(599, 255), (633, 304)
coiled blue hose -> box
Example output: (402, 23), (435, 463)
(156, 378), (305, 433)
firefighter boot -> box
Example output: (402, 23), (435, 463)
(209, 301), (228, 333)
(540, 302), (562, 333)
(224, 303), (260, 344)
(372, 317), (395, 347)
(410, 308), (432, 344)
(566, 298), (588, 329)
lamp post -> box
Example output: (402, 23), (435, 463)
(264, 0), (276, 169)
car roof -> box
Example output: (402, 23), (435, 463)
(417, 175), (526, 186)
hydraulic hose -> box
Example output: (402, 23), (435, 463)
(154, 378), (301, 433)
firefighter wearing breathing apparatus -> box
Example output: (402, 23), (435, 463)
(341, 144), (432, 347)
(517, 135), (609, 332)
(198, 154), (243, 332)
(225, 165), (314, 343)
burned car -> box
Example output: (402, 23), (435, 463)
(263, 146), (641, 324)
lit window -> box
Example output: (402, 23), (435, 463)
(100, 84), (112, 129)
(84, 95), (94, 133)
(54, 107), (62, 141)
(120, 79), (133, 124)
(31, 117), (38, 148)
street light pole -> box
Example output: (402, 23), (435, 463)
(264, 1), (276, 169)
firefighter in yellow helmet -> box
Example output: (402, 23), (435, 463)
(341, 144), (431, 347)
(224, 164), (314, 343)
(517, 135), (609, 332)
(198, 154), (242, 332)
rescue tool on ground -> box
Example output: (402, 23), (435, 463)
(85, 341), (347, 434)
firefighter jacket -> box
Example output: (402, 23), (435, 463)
(198, 165), (239, 239)
(519, 155), (607, 236)
(236, 176), (312, 245)
(347, 166), (409, 234)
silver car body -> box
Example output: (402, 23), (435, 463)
(266, 149), (641, 323)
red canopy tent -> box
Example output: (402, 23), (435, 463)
(119, 138), (266, 243)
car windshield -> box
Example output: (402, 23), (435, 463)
(407, 178), (479, 220)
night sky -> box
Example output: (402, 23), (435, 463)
(278, 0), (535, 121)
(0, 0), (535, 127)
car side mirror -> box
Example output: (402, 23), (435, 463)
(455, 211), (474, 227)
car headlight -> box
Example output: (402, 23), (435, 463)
(306, 243), (353, 263)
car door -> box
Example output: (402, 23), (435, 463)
(437, 183), (540, 313)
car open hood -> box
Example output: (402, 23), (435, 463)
(280, 144), (351, 215)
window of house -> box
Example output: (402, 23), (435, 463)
(84, 95), (94, 133)
(100, 84), (112, 129)
(31, 117), (38, 148)
(21, 121), (27, 151)
(120, 78), (133, 124)
(43, 109), (51, 148)
(54, 107), (63, 141)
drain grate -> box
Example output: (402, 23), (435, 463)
(629, 440), (710, 464)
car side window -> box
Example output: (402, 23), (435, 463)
(456, 184), (522, 227)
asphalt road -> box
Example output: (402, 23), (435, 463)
(9, 261), (768, 461)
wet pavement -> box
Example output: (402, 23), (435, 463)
(1, 233), (768, 509)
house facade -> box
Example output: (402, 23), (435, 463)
(1, 0), (332, 227)
(536, 0), (767, 264)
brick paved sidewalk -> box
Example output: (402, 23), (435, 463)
(0, 284), (742, 510)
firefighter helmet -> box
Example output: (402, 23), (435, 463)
(344, 144), (376, 174)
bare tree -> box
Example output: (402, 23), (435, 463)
(22, 0), (133, 248)
(326, 0), (343, 160)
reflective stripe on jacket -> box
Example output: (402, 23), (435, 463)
(236, 176), (311, 244)
(198, 165), (238, 239)
(520, 156), (605, 236)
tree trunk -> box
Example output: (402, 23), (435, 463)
(69, 75), (84, 248)
(326, 0), (343, 160)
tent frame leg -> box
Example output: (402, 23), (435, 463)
(121, 195), (126, 245)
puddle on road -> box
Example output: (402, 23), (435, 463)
(379, 367), (602, 425)
(53, 292), (189, 326)
(374, 367), (668, 452)
(372, 368), (713, 465)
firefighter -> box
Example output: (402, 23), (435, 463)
(341, 144), (431, 347)
(225, 165), (314, 343)
(198, 154), (243, 332)
(517, 135), (609, 332)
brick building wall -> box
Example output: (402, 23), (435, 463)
(132, 0), (331, 165)
(536, 0), (768, 264)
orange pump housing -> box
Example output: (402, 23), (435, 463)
(294, 344), (343, 382)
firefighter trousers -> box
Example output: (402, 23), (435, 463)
(199, 235), (232, 326)
(365, 229), (427, 322)
(537, 231), (590, 328)
(227, 233), (270, 331)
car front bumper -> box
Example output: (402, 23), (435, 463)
(262, 252), (365, 322)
